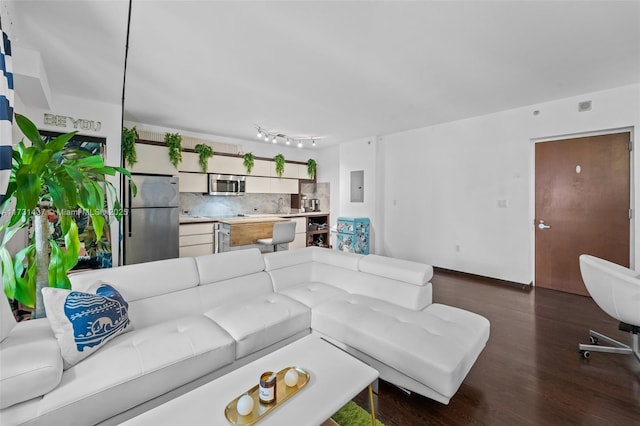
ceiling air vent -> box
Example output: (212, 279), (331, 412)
(578, 100), (592, 112)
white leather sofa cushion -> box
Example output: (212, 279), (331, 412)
(5, 315), (236, 426)
(204, 294), (311, 358)
(312, 263), (432, 310)
(196, 248), (265, 284)
(313, 296), (490, 401)
(278, 281), (350, 308)
(263, 247), (314, 271)
(197, 272), (273, 309)
(69, 257), (199, 302)
(358, 254), (434, 285)
(311, 246), (362, 270)
(267, 263), (314, 291)
(126, 286), (201, 329)
(0, 319), (63, 409)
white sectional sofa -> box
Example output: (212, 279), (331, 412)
(0, 247), (490, 426)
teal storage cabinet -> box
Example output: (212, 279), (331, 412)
(336, 217), (370, 254)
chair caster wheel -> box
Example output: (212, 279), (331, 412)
(581, 350), (590, 359)
(589, 336), (599, 345)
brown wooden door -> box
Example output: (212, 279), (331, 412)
(535, 132), (630, 295)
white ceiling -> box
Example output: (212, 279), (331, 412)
(4, 1), (640, 147)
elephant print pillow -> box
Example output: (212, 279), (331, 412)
(42, 282), (132, 369)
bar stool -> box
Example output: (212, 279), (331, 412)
(257, 221), (296, 252)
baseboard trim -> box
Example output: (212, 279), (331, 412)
(433, 266), (533, 292)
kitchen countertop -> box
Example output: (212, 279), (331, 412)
(179, 211), (329, 224)
(218, 216), (289, 225)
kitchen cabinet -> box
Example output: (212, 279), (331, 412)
(251, 159), (272, 177)
(270, 177), (298, 194)
(307, 214), (330, 248)
(289, 217), (308, 249)
(131, 143), (177, 175)
(245, 176), (271, 193)
(209, 155), (245, 175)
(178, 172), (208, 193)
(179, 222), (216, 257)
(179, 152), (202, 173)
(246, 176), (298, 194)
(280, 162), (301, 179)
(336, 217), (370, 254)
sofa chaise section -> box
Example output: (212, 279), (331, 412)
(313, 297), (490, 404)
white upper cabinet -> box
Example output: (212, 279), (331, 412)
(246, 176), (298, 194)
(270, 178), (299, 194)
(250, 159), (273, 177)
(180, 152), (202, 173)
(280, 162), (300, 179)
(209, 156), (245, 175)
(245, 176), (271, 193)
(131, 144), (177, 175)
(178, 172), (208, 193)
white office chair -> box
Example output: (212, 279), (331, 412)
(578, 254), (640, 363)
(257, 221), (296, 252)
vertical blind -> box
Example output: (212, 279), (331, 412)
(0, 30), (13, 205)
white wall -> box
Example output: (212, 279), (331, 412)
(378, 84), (640, 284)
(336, 137), (379, 252)
(13, 94), (124, 264)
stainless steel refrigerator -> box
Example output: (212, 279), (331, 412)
(124, 174), (179, 265)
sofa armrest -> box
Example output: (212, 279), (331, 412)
(0, 319), (63, 409)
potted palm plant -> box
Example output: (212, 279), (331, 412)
(0, 114), (136, 318)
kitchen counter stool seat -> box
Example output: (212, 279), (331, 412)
(257, 220), (296, 252)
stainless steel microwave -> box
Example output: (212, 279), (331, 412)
(209, 174), (246, 195)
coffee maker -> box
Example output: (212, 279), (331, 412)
(310, 199), (320, 212)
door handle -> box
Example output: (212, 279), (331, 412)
(537, 222), (551, 229)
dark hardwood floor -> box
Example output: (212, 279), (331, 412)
(353, 270), (640, 425)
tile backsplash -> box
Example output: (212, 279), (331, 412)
(180, 193), (292, 217)
(180, 181), (330, 217)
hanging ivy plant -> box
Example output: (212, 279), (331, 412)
(274, 154), (285, 177)
(122, 126), (138, 168)
(164, 132), (183, 168)
(243, 152), (255, 174)
(194, 143), (214, 173)
(306, 158), (317, 180)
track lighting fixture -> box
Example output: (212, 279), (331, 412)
(254, 125), (321, 148)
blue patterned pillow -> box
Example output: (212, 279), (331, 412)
(42, 282), (132, 369)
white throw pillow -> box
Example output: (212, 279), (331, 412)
(0, 295), (16, 342)
(42, 282), (131, 369)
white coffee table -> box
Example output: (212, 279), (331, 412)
(120, 335), (378, 426)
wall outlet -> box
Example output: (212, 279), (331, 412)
(455, 244), (461, 252)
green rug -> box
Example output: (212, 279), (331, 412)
(331, 401), (384, 426)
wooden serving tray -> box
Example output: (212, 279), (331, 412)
(225, 366), (310, 426)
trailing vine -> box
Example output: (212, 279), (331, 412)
(243, 152), (255, 174)
(122, 126), (138, 168)
(164, 132), (183, 168)
(274, 154), (285, 177)
(306, 158), (317, 179)
(194, 143), (214, 173)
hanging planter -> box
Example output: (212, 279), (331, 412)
(274, 154), (285, 177)
(243, 152), (255, 174)
(122, 126), (138, 168)
(164, 132), (183, 168)
(194, 143), (214, 173)
(306, 158), (317, 180)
